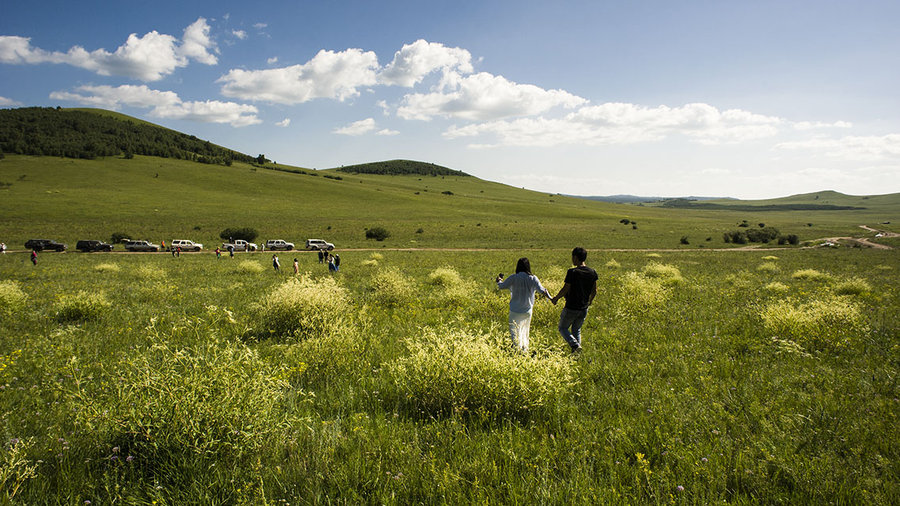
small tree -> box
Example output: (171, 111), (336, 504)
(220, 227), (259, 242)
(110, 232), (131, 244)
(366, 227), (391, 241)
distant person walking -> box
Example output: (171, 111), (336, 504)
(327, 253), (338, 274)
(0, 242), (6, 254)
(272, 254), (280, 272)
(293, 258), (299, 275)
(551, 247), (598, 354)
(30, 250), (37, 266)
(318, 249), (324, 263)
(496, 258), (551, 352)
(228, 245), (234, 258)
(215, 247), (221, 259)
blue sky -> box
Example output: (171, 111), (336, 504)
(2, 0), (898, 199)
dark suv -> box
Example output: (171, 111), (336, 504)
(76, 240), (114, 252)
(24, 239), (67, 252)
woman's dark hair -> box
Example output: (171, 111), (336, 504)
(515, 257), (532, 275)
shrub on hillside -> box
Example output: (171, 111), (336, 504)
(254, 277), (349, 341)
(616, 271), (671, 316)
(757, 262), (779, 274)
(70, 341), (289, 463)
(386, 328), (577, 420)
(792, 269), (833, 282)
(219, 227), (258, 243)
(56, 291), (111, 322)
(760, 296), (868, 350)
(641, 262), (684, 285)
(365, 226), (391, 241)
(0, 281), (27, 315)
(109, 232), (131, 244)
(834, 277), (872, 296)
(369, 268), (416, 306)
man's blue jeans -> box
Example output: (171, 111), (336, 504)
(558, 307), (587, 351)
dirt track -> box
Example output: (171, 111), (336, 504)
(3, 225), (894, 255)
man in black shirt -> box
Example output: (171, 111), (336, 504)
(551, 247), (598, 353)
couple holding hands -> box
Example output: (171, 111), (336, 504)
(495, 247), (598, 354)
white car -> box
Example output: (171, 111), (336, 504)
(222, 239), (258, 251)
(171, 239), (203, 251)
(265, 239), (294, 251)
(124, 240), (160, 252)
(306, 239), (334, 251)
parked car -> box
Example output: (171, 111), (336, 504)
(221, 239), (257, 252)
(124, 240), (160, 252)
(24, 239), (67, 252)
(265, 239), (294, 251)
(171, 239), (203, 252)
(76, 240), (113, 252)
(305, 239), (335, 251)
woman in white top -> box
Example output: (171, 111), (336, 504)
(496, 257), (551, 352)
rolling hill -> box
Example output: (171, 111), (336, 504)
(0, 108), (898, 250)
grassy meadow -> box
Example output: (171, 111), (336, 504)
(2, 154), (898, 250)
(1, 153), (899, 503)
(1, 246), (898, 504)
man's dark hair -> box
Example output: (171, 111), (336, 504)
(515, 257), (532, 275)
(572, 247), (588, 263)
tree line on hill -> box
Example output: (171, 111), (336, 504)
(336, 160), (469, 177)
(0, 107), (256, 166)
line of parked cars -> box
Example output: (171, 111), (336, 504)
(22, 238), (335, 252)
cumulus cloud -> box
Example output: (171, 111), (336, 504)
(775, 134), (900, 161)
(232, 30), (248, 40)
(267, 56), (278, 64)
(397, 71), (587, 121)
(376, 128), (400, 136)
(151, 100), (260, 127)
(50, 84), (259, 127)
(379, 39), (473, 87)
(334, 118), (376, 136)
(444, 102), (783, 147)
(0, 96), (21, 106)
(792, 120), (853, 130)
(0, 18), (217, 81)
(276, 118), (290, 127)
(253, 23), (268, 30)
(179, 17), (218, 65)
(219, 48), (379, 104)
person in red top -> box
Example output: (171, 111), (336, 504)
(551, 247), (598, 353)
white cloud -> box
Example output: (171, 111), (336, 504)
(444, 102), (782, 147)
(334, 118), (376, 136)
(376, 128), (400, 136)
(253, 23), (268, 30)
(267, 56), (278, 64)
(0, 18), (217, 81)
(379, 39), (473, 87)
(219, 48), (379, 104)
(151, 100), (261, 127)
(792, 120), (853, 130)
(0, 96), (21, 106)
(276, 118), (291, 127)
(50, 84), (259, 127)
(179, 17), (217, 65)
(232, 30), (248, 40)
(50, 84), (180, 109)
(776, 134), (900, 161)
(397, 71), (587, 121)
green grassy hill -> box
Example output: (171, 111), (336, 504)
(0, 109), (898, 250)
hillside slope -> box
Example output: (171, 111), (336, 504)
(2, 154), (898, 250)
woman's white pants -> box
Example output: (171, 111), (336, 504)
(508, 311), (532, 351)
